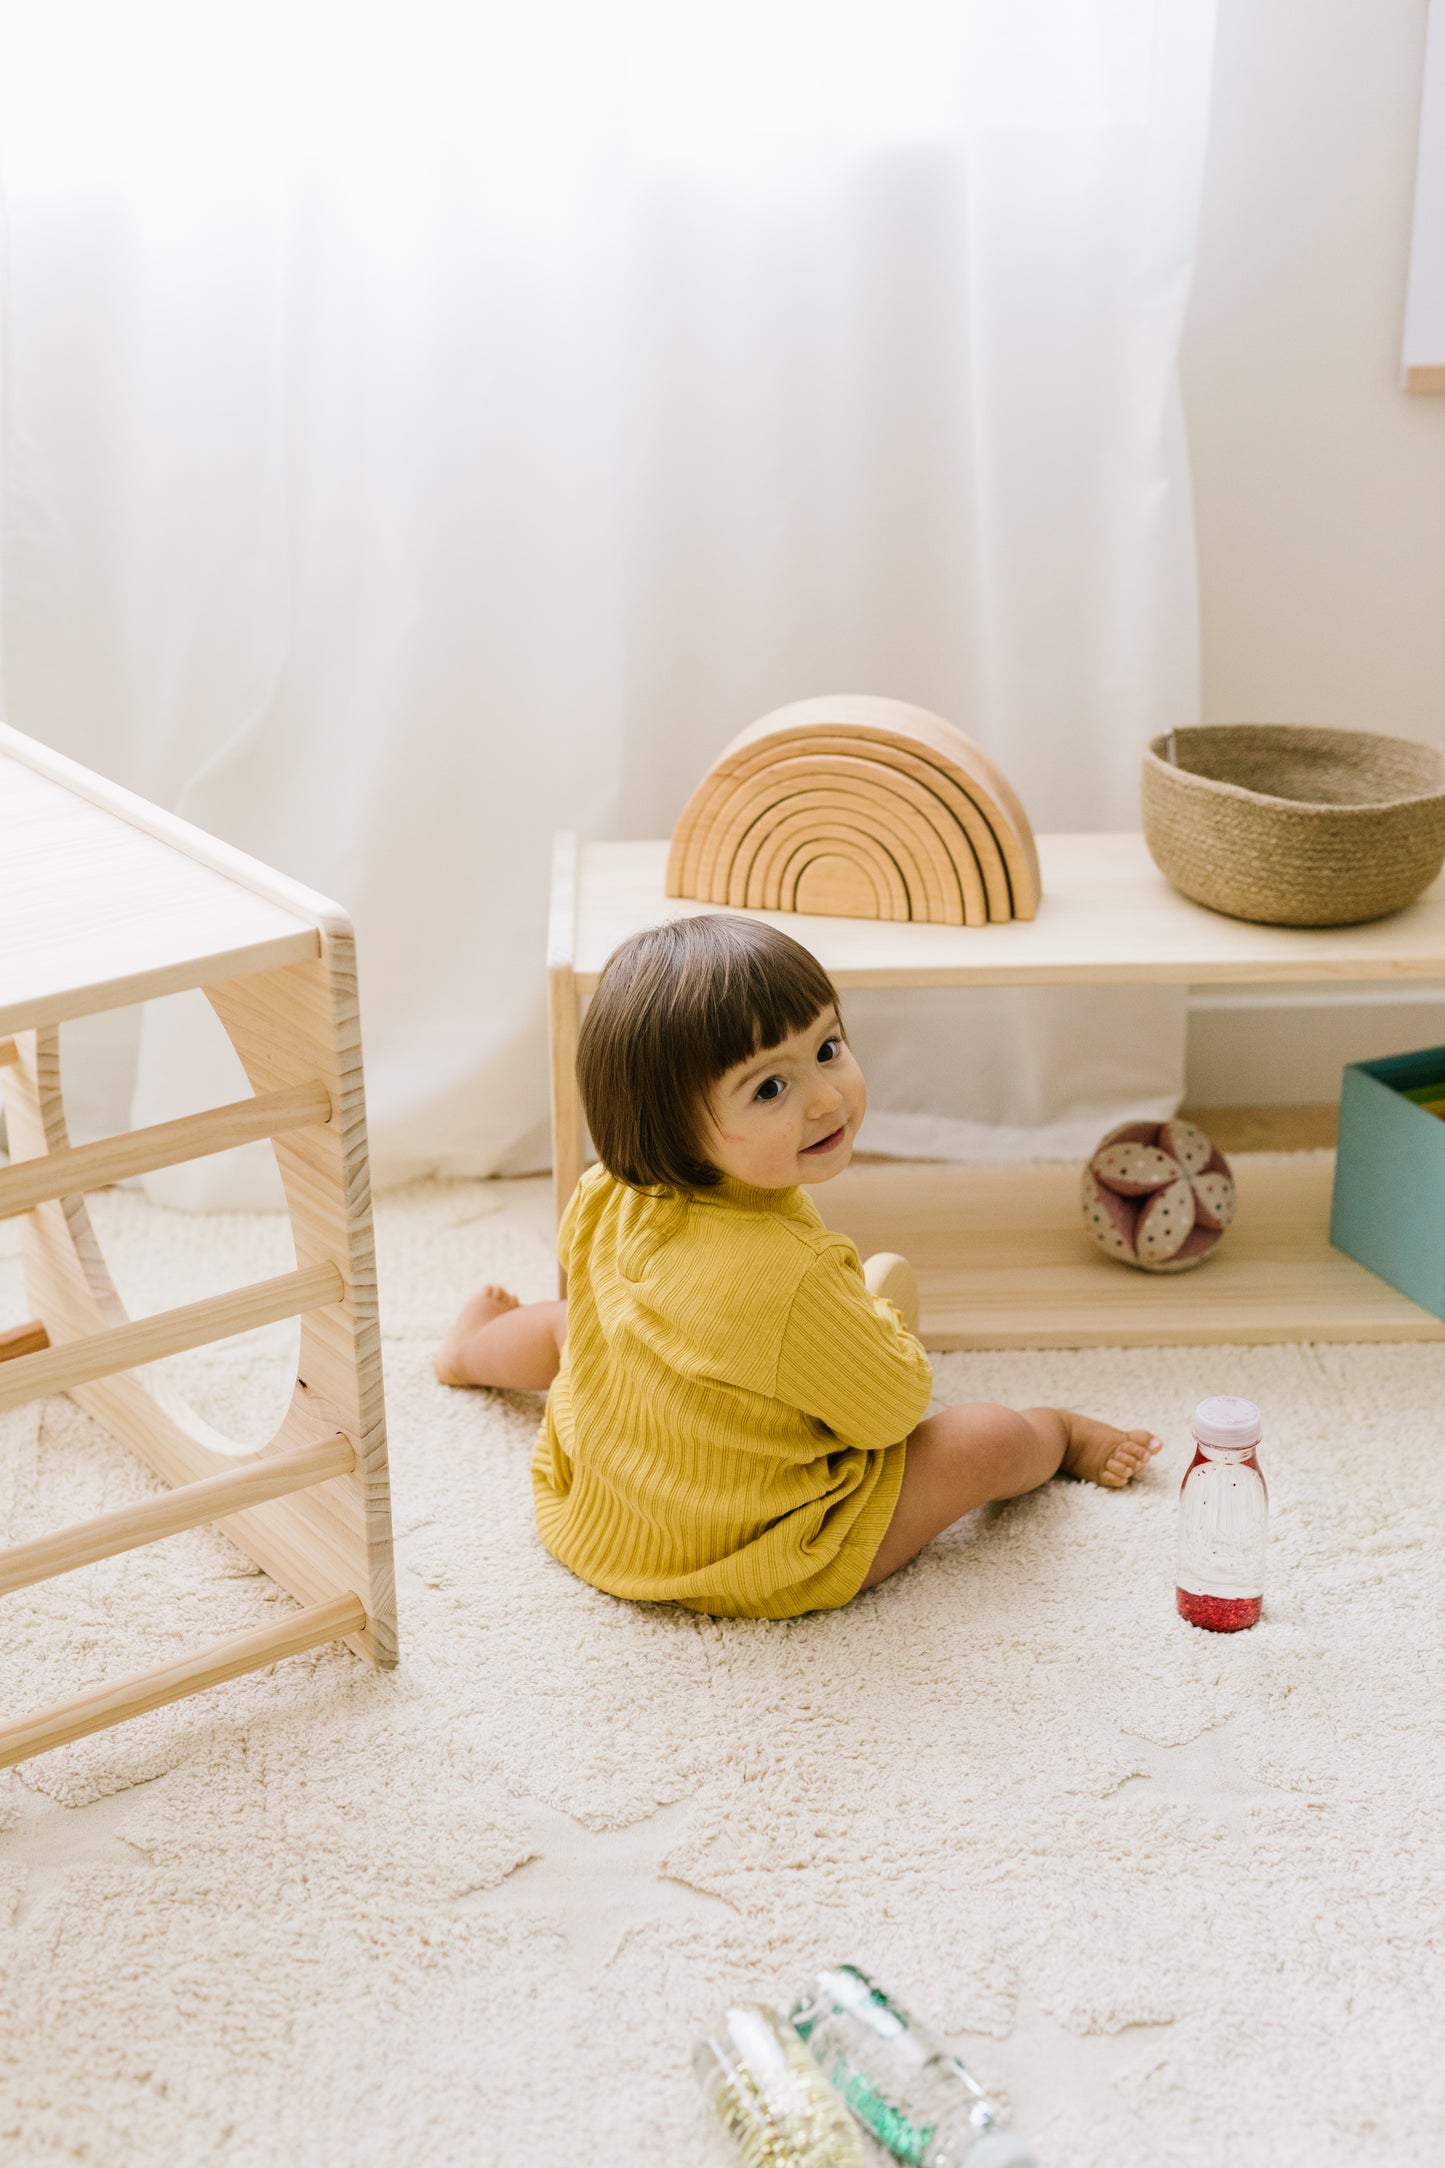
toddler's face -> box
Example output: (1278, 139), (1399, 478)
(702, 1008), (866, 1190)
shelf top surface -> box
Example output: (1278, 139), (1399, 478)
(563, 834), (1445, 989)
(1, 754), (320, 1032)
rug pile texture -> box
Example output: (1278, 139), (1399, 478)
(0, 1176), (1441, 2165)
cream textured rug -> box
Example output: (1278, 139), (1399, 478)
(1, 1176), (1442, 2167)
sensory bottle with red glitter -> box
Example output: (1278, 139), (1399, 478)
(1176, 1395), (1267, 1632)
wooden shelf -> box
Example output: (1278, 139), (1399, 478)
(568, 834), (1445, 992)
(549, 831), (1445, 1342)
(1176, 1102), (1339, 1153)
(817, 1154), (1444, 1348)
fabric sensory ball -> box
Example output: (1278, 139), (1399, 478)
(1081, 1118), (1235, 1272)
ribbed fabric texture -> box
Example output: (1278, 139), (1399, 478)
(532, 1163), (933, 1619)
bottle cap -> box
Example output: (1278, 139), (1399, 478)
(1192, 1394), (1261, 1449)
(963, 2133), (1037, 2168)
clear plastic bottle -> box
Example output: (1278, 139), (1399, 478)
(1176, 1394), (1268, 1632)
(790, 1966), (1035, 2168)
(695, 2001), (868, 2168)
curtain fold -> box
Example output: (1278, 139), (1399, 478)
(0, 0), (1216, 1202)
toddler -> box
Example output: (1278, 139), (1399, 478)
(435, 914), (1160, 1617)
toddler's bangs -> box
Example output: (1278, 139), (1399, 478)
(694, 924), (840, 1078)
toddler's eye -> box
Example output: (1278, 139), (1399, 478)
(754, 1076), (785, 1102)
(817, 1038), (841, 1064)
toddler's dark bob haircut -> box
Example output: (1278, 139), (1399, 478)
(577, 914), (841, 1191)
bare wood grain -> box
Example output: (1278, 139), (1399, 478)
(0, 1592), (367, 1770)
(0, 1080), (331, 1221)
(681, 741), (996, 923)
(206, 944), (396, 1669)
(669, 697), (1037, 920)
(548, 832), (585, 1286)
(0, 1320), (50, 1362)
(574, 837), (1445, 991)
(1177, 1103), (1340, 1153)
(0, 732), (399, 1730)
(818, 1155), (1445, 1349)
(0, 1434), (355, 1597)
(0, 1264), (343, 1414)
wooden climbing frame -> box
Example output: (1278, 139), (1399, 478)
(0, 723), (396, 1769)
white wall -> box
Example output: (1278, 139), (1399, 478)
(1180, 0), (1445, 1105)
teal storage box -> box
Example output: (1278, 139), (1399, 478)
(1331, 1042), (1445, 1319)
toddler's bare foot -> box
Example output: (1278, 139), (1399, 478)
(434, 1285), (520, 1386)
(1060, 1414), (1162, 1490)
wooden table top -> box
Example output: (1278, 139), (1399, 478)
(556, 834), (1445, 992)
(1, 733), (323, 1034)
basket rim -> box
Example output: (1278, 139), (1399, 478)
(1144, 725), (1445, 817)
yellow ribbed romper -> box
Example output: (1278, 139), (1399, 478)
(531, 1162), (934, 1618)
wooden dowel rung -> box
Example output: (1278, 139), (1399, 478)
(0, 1079), (332, 1222)
(0, 1434), (355, 1598)
(0, 1262), (344, 1414)
(0, 1591), (367, 1770)
(0, 1320), (50, 1363)
(0, 1037), (18, 1068)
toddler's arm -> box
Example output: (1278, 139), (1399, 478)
(862, 1252), (919, 1336)
(775, 1243), (934, 1453)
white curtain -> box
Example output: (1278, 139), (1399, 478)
(0, 0), (1215, 1201)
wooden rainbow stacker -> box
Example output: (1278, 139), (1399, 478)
(550, 832), (1445, 1349)
(0, 723), (396, 1769)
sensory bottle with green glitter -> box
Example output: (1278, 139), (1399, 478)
(790, 1966), (1035, 2168)
(695, 2002), (868, 2168)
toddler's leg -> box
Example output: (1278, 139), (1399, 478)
(434, 1286), (567, 1391)
(861, 1403), (1160, 1590)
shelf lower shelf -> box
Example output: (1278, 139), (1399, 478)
(817, 1154), (1445, 1348)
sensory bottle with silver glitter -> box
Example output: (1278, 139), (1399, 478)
(790, 1965), (1035, 2168)
(1176, 1394), (1268, 1632)
(695, 2001), (868, 2168)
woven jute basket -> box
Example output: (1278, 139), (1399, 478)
(1142, 724), (1445, 927)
